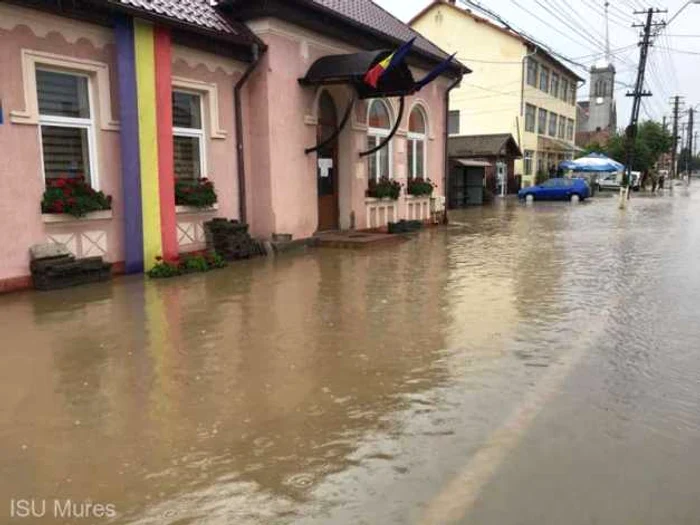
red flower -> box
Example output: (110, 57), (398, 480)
(53, 202), (64, 212)
(67, 197), (76, 205)
(62, 187), (73, 197)
(53, 179), (67, 188)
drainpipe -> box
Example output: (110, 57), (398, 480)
(444, 73), (463, 215)
(234, 43), (264, 224)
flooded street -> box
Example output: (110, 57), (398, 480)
(2, 189), (700, 524)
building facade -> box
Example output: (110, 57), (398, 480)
(411, 0), (581, 187)
(0, 0), (462, 292)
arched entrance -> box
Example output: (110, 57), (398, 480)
(316, 91), (339, 231)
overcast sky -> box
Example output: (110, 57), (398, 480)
(375, 0), (700, 134)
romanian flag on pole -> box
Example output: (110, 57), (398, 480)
(364, 37), (416, 88)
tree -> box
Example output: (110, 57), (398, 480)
(583, 120), (673, 172)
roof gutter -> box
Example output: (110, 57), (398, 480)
(444, 73), (464, 213)
(234, 43), (265, 224)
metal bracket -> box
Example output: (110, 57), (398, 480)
(359, 96), (405, 158)
(304, 95), (356, 155)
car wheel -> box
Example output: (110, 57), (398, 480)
(570, 194), (581, 204)
(525, 194), (535, 204)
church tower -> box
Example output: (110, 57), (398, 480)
(586, 0), (617, 134)
(587, 60), (617, 133)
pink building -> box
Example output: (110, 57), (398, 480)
(0, 0), (466, 292)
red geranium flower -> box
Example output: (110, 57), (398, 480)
(62, 187), (73, 197)
(53, 179), (67, 188)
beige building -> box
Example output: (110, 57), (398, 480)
(411, 0), (582, 187)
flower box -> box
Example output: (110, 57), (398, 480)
(175, 178), (218, 208)
(42, 210), (113, 223)
(406, 178), (436, 197)
(176, 203), (219, 215)
(41, 176), (112, 218)
(366, 177), (402, 200)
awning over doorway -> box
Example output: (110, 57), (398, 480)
(538, 136), (577, 153)
(299, 50), (417, 99)
(453, 159), (492, 167)
(448, 134), (523, 158)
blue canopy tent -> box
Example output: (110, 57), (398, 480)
(559, 153), (625, 173)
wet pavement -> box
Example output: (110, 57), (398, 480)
(2, 188), (700, 524)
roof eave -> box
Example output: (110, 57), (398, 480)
(88, 0), (265, 54)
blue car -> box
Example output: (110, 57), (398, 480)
(518, 178), (591, 202)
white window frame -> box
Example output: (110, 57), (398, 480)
(172, 89), (207, 180)
(36, 67), (100, 190)
(524, 150), (534, 176)
(367, 99), (393, 181)
(407, 106), (427, 180)
(525, 103), (536, 133)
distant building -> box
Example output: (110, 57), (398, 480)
(576, 60), (617, 147)
(411, 0), (582, 187)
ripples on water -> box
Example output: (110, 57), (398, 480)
(1, 191), (699, 524)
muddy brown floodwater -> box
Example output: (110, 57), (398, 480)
(2, 188), (700, 525)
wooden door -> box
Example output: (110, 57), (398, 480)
(317, 92), (339, 231)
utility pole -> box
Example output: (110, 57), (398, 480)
(687, 108), (694, 183)
(670, 95), (682, 181)
(621, 8), (666, 207)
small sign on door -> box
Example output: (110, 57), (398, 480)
(318, 158), (333, 178)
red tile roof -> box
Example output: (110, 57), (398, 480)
(306, 0), (451, 60)
(106, 0), (254, 41)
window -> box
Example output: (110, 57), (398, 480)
(36, 69), (97, 186)
(172, 91), (205, 179)
(367, 99), (392, 182)
(567, 118), (575, 141)
(539, 66), (550, 92)
(570, 84), (576, 105)
(526, 58), (538, 87)
(558, 117), (566, 139)
(538, 108), (548, 135)
(407, 107), (427, 180)
(448, 110), (460, 135)
(549, 113), (557, 137)
(536, 153), (545, 175)
(524, 150), (534, 176)
(551, 72), (560, 97)
(525, 104), (536, 132)
(561, 78), (569, 101)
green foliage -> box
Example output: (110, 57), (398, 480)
(584, 120), (673, 173)
(181, 254), (209, 273)
(41, 176), (112, 217)
(406, 177), (436, 197)
(147, 258), (181, 279)
(175, 178), (218, 208)
(367, 177), (402, 200)
(147, 252), (227, 279)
